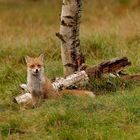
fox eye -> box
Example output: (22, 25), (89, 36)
(30, 64), (35, 68)
(37, 64), (41, 67)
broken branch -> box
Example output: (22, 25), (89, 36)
(86, 57), (131, 78)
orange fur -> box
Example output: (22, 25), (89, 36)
(25, 54), (59, 108)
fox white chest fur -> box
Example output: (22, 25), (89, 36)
(27, 71), (45, 96)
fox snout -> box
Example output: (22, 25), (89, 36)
(32, 67), (40, 75)
(35, 69), (39, 73)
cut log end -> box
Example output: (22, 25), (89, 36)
(14, 93), (32, 104)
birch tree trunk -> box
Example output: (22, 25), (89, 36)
(56, 0), (82, 76)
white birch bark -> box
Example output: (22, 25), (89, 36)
(56, 0), (82, 76)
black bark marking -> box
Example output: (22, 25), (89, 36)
(64, 16), (74, 19)
(56, 32), (66, 43)
(64, 63), (76, 67)
(61, 20), (74, 27)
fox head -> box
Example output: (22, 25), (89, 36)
(25, 54), (44, 76)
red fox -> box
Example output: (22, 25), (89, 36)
(25, 54), (59, 108)
(25, 54), (94, 108)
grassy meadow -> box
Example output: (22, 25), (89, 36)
(0, 0), (140, 139)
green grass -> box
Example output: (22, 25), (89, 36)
(0, 0), (140, 139)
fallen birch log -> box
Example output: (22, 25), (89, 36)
(52, 70), (89, 90)
(15, 70), (89, 104)
(15, 57), (131, 104)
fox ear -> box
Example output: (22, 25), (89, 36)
(25, 56), (31, 63)
(38, 54), (44, 61)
